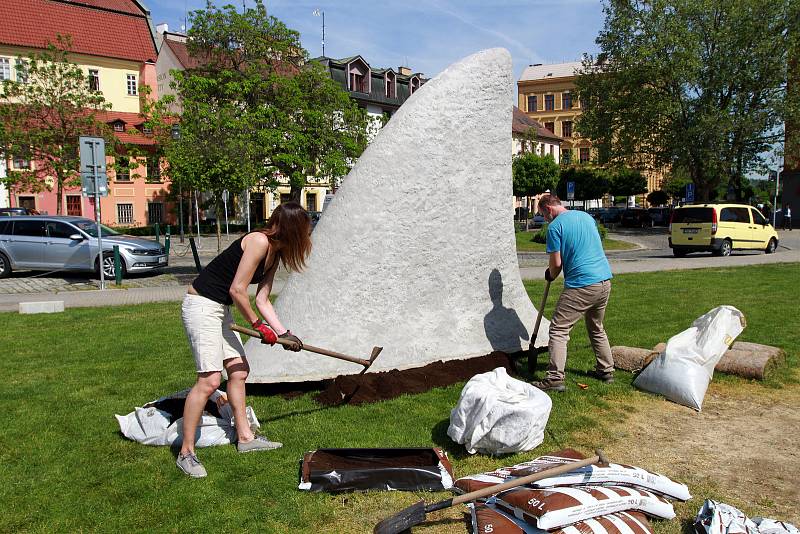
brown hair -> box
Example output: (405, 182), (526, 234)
(538, 194), (562, 210)
(260, 201), (312, 273)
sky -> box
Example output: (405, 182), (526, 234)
(145, 0), (606, 85)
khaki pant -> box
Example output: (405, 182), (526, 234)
(546, 279), (613, 381)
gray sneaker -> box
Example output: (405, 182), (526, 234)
(238, 435), (283, 453)
(532, 378), (566, 392)
(176, 452), (207, 478)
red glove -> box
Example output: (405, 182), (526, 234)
(252, 319), (277, 345)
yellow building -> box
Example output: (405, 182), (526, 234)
(518, 61), (663, 205)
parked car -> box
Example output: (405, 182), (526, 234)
(647, 207), (672, 226)
(620, 208), (653, 228)
(669, 203), (778, 257)
(0, 207), (39, 216)
(595, 207), (624, 224)
(0, 215), (167, 279)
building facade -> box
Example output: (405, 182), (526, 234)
(518, 61), (662, 205)
(0, 0), (170, 226)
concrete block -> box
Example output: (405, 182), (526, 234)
(245, 49), (547, 384)
(19, 301), (65, 314)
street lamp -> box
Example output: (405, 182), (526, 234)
(170, 124), (185, 243)
(313, 9), (325, 57)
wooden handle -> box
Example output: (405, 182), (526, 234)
(229, 323), (373, 367)
(531, 279), (551, 345)
(450, 450), (606, 506)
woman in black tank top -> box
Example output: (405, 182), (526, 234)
(176, 202), (312, 477)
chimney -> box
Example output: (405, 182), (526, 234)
(156, 23), (169, 34)
(398, 66), (412, 76)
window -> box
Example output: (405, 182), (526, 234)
(15, 59), (28, 84)
(306, 193), (317, 212)
(385, 72), (395, 98)
(0, 58), (9, 80)
(117, 203), (134, 225)
(562, 148), (572, 165)
(751, 208), (767, 225)
(349, 72), (367, 93)
(12, 154), (30, 170)
(116, 157), (131, 181)
(147, 202), (164, 224)
(89, 69), (100, 91)
(280, 193), (291, 204)
(12, 219), (45, 237)
(142, 125), (152, 136)
(66, 195), (82, 216)
(579, 147), (591, 163)
(562, 121), (573, 137)
(146, 157), (160, 182)
(527, 94), (537, 112)
(720, 207), (750, 223)
(46, 221), (77, 239)
(563, 92), (572, 109)
(113, 121), (124, 132)
(18, 196), (36, 211)
(544, 122), (555, 133)
(549, 144), (554, 156)
(544, 94), (554, 111)
(126, 74), (137, 96)
(409, 76), (421, 94)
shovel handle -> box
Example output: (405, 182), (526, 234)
(229, 323), (373, 368)
(449, 449), (607, 507)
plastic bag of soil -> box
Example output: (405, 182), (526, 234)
(633, 306), (745, 410)
(470, 501), (654, 534)
(694, 500), (799, 534)
(297, 447), (453, 493)
(447, 367), (552, 455)
(494, 485), (675, 530)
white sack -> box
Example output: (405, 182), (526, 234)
(115, 388), (260, 447)
(447, 367), (551, 455)
(753, 518), (800, 534)
(633, 306), (745, 410)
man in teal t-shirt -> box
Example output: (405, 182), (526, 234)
(532, 194), (614, 392)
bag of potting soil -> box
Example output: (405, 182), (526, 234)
(470, 501), (654, 534)
(633, 306), (746, 411)
(694, 500), (799, 534)
(524, 461), (690, 501)
(447, 367), (552, 455)
(753, 518), (800, 534)
(494, 485), (675, 530)
(115, 388), (260, 447)
(454, 449), (587, 494)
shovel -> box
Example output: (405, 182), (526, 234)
(374, 449), (608, 534)
(230, 323), (382, 372)
(527, 278), (551, 376)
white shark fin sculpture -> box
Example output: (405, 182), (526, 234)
(246, 48), (549, 383)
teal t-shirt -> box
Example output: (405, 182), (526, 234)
(546, 210), (612, 288)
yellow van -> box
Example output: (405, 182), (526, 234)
(669, 203), (779, 257)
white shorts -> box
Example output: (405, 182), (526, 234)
(181, 293), (247, 373)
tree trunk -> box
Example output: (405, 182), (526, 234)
(290, 185), (302, 203)
(56, 180), (64, 215)
(214, 195), (222, 252)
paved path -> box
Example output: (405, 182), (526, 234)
(1, 230), (796, 312)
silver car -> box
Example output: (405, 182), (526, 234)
(0, 216), (168, 279)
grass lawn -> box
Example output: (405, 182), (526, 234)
(1, 264), (797, 532)
(515, 230), (636, 252)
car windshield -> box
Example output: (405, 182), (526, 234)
(672, 207), (713, 224)
(72, 220), (121, 237)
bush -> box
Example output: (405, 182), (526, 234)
(533, 223), (548, 243)
(596, 221), (608, 240)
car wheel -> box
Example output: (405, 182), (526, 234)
(0, 252), (11, 279)
(715, 239), (732, 257)
(96, 252), (127, 279)
(673, 247), (688, 257)
(765, 238), (777, 254)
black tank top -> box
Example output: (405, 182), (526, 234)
(192, 233), (276, 305)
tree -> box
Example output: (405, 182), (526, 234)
(160, 1), (368, 249)
(512, 152), (560, 198)
(557, 166), (611, 201)
(575, 0), (792, 202)
(609, 167), (647, 197)
(661, 167), (693, 200)
(0, 37), (112, 215)
(646, 190), (669, 206)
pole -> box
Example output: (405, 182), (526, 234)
(90, 139), (105, 290)
(223, 189), (229, 239)
(246, 188), (251, 232)
(322, 11), (325, 57)
(194, 189), (201, 241)
(178, 182), (185, 243)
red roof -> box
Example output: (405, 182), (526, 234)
(96, 111), (156, 145)
(164, 38), (199, 69)
(0, 0), (156, 63)
(513, 106), (563, 142)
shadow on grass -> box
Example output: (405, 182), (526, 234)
(430, 418), (472, 461)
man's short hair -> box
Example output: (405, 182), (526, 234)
(538, 194), (562, 210)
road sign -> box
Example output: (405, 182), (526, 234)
(685, 182), (695, 203)
(566, 181), (575, 200)
(79, 136), (108, 197)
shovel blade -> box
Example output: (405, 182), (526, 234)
(373, 500), (426, 534)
